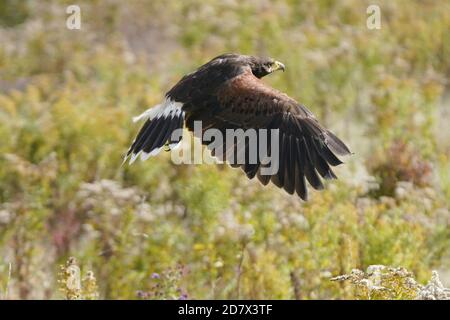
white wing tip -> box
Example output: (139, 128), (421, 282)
(132, 104), (162, 123)
(168, 142), (181, 150)
(129, 152), (141, 165)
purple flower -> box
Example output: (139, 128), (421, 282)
(179, 293), (188, 300)
(136, 290), (148, 299)
(151, 272), (160, 279)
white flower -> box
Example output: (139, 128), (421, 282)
(0, 209), (13, 224)
(417, 271), (450, 300)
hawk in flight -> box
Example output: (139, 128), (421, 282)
(125, 53), (351, 200)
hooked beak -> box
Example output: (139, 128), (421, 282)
(271, 60), (285, 72)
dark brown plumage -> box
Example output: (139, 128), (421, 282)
(125, 53), (351, 200)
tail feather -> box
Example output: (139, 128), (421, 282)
(167, 115), (185, 149)
(125, 99), (184, 164)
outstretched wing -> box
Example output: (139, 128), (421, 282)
(185, 68), (351, 200)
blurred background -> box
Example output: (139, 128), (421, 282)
(0, 0), (449, 299)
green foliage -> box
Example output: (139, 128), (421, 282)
(0, 0), (449, 299)
(0, 0), (30, 27)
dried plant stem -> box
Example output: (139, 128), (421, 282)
(2, 262), (12, 299)
(236, 242), (247, 299)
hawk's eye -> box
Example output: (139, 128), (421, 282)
(262, 62), (272, 71)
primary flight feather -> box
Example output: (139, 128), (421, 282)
(125, 53), (351, 200)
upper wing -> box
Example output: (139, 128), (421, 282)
(186, 69), (351, 200)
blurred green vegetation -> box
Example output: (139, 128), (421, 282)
(0, 0), (449, 299)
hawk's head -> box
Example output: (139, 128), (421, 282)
(247, 56), (285, 78)
(212, 53), (285, 79)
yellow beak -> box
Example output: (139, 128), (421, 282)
(272, 61), (285, 72)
